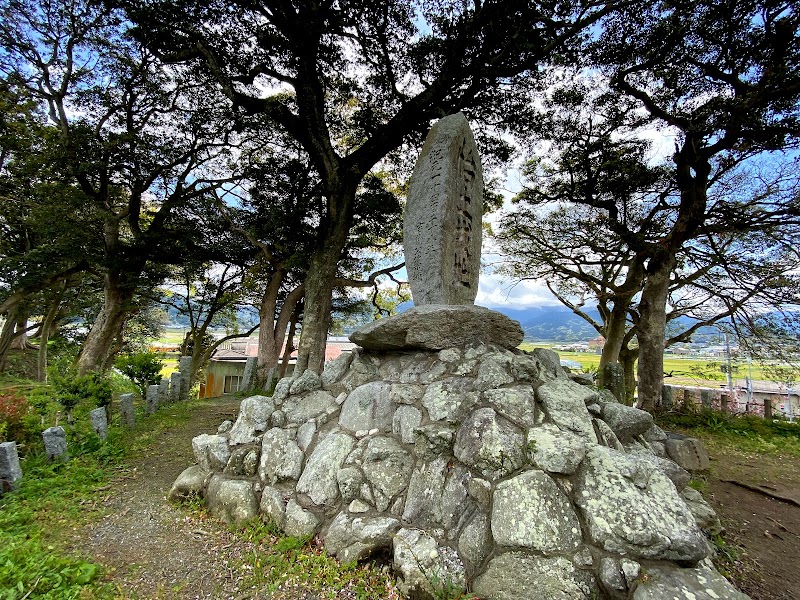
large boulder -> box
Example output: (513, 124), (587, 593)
(473, 553), (598, 600)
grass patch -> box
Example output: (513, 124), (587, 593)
(228, 519), (400, 599)
(0, 392), (217, 599)
(656, 408), (800, 457)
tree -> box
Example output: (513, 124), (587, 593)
(587, 0), (800, 410)
(499, 75), (800, 406)
(1, 0), (241, 373)
(117, 0), (618, 373)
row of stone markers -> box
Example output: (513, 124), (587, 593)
(0, 357), (194, 497)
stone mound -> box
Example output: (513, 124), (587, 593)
(172, 343), (747, 600)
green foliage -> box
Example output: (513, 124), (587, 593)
(114, 352), (164, 396)
(0, 391), (29, 443)
(656, 408), (800, 456)
(50, 368), (113, 419)
(0, 448), (123, 599)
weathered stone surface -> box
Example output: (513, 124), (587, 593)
(510, 353), (540, 382)
(158, 376), (170, 404)
(206, 475), (258, 523)
(491, 470), (582, 554)
(389, 383), (425, 405)
(321, 351), (354, 387)
(89, 407), (108, 441)
(336, 466), (365, 503)
(271, 377), (292, 405)
(168, 465), (211, 502)
(290, 369), (322, 395)
(600, 362), (626, 402)
(484, 386), (537, 428)
(339, 382), (394, 433)
(404, 112), (483, 306)
(466, 477), (492, 509)
(326, 512), (400, 562)
(192, 434), (231, 472)
(170, 372), (182, 403)
(634, 453), (691, 491)
(259, 428), (304, 484)
(454, 408), (526, 479)
(392, 405), (422, 444)
(601, 402), (654, 442)
(682, 487), (723, 534)
(403, 455), (472, 534)
(537, 379), (597, 442)
(228, 395), (274, 445)
(575, 446), (708, 562)
(527, 424), (586, 475)
(0, 441), (22, 489)
(362, 437), (414, 511)
(296, 421), (316, 452)
(393, 528), (466, 597)
(593, 418), (625, 451)
(458, 510), (492, 567)
(532, 348), (566, 380)
(284, 390), (337, 425)
(665, 437), (711, 471)
(473, 553), (598, 600)
(179, 356), (192, 401)
(296, 431), (356, 506)
(241, 356), (258, 390)
(145, 384), (159, 415)
(599, 557), (628, 599)
(413, 423), (457, 459)
(632, 562), (750, 600)
(42, 426), (68, 461)
(260, 485), (291, 528)
(119, 393), (135, 427)
(223, 444), (259, 476)
(643, 424), (668, 442)
(475, 355), (514, 391)
(284, 499), (320, 538)
(350, 305), (523, 351)
(421, 377), (479, 422)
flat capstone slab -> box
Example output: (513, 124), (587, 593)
(349, 305), (523, 351)
(404, 112), (483, 306)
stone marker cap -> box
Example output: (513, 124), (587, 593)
(404, 112), (483, 306)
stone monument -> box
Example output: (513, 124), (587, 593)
(352, 112), (523, 351)
(89, 406), (108, 440)
(0, 441), (22, 494)
(168, 114), (748, 600)
(119, 393), (136, 427)
(42, 426), (68, 461)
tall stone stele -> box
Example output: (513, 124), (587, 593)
(405, 112), (483, 306)
(351, 112), (524, 351)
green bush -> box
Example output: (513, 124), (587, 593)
(50, 369), (113, 424)
(113, 352), (164, 396)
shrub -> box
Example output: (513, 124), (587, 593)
(50, 369), (113, 423)
(114, 352), (164, 396)
(0, 392), (30, 443)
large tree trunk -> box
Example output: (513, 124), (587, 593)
(256, 280), (305, 388)
(77, 272), (135, 374)
(620, 345), (638, 406)
(10, 307), (35, 350)
(37, 283), (67, 382)
(280, 309), (300, 379)
(636, 256), (676, 412)
(0, 302), (27, 371)
(295, 184), (355, 375)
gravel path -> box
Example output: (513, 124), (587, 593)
(71, 398), (253, 599)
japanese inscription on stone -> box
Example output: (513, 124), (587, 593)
(404, 113), (484, 305)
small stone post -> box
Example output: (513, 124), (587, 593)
(241, 357), (257, 390)
(721, 393), (730, 412)
(700, 390), (713, 410)
(119, 393), (136, 427)
(89, 407), (108, 440)
(170, 372), (182, 403)
(42, 426), (68, 461)
(158, 377), (170, 404)
(179, 356), (193, 401)
(661, 385), (674, 410)
(682, 388), (693, 411)
(146, 384), (159, 414)
(0, 441), (23, 493)
(600, 363), (626, 403)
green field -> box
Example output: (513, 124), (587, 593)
(519, 343), (798, 388)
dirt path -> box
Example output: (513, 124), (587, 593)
(70, 397), (252, 599)
(705, 443), (800, 600)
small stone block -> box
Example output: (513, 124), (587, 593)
(0, 441), (23, 489)
(42, 426), (68, 461)
(119, 393), (136, 427)
(170, 372), (181, 403)
(89, 407), (108, 440)
(146, 384), (159, 414)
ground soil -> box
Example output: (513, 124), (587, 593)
(702, 440), (800, 600)
(68, 397), (256, 599)
(65, 395), (800, 600)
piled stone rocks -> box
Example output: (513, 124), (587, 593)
(171, 343), (746, 599)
